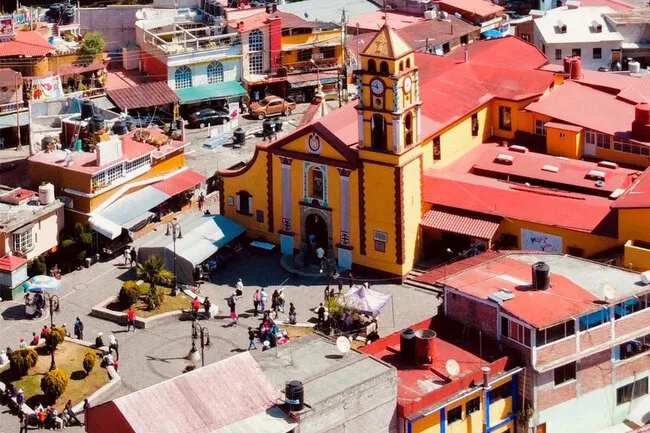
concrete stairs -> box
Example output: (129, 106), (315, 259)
(403, 264), (441, 293)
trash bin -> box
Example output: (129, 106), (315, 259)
(233, 128), (246, 146)
(262, 118), (276, 135)
(274, 120), (283, 132)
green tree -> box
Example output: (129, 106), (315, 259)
(46, 326), (66, 354)
(145, 285), (165, 310)
(40, 369), (69, 401)
(136, 256), (173, 288)
(9, 348), (38, 377)
(118, 280), (140, 307)
(82, 351), (97, 376)
(79, 32), (105, 63)
(27, 257), (47, 277)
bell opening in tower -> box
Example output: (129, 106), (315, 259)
(371, 114), (387, 151)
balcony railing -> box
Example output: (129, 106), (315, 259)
(0, 101), (25, 113)
(143, 24), (239, 55)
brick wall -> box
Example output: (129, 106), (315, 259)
(615, 353), (650, 383)
(579, 349), (612, 394)
(615, 310), (650, 337)
(536, 337), (577, 366)
(446, 292), (498, 338)
(536, 369), (577, 411)
(580, 324), (611, 351)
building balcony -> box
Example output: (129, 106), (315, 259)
(142, 23), (240, 57)
(0, 101), (25, 113)
(623, 240), (650, 272)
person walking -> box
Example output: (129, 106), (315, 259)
(317, 303), (325, 324)
(130, 248), (137, 268)
(123, 246), (131, 267)
(278, 289), (286, 313)
(271, 290), (279, 316)
(235, 278), (244, 298)
(108, 334), (119, 360)
(324, 286), (330, 303)
(198, 192), (205, 211)
(65, 400), (83, 426)
(74, 317), (84, 340)
(289, 302), (297, 325)
(247, 327), (256, 350)
(192, 296), (201, 318)
(19, 410), (28, 433)
(228, 292), (238, 324)
(253, 289), (260, 317)
(203, 296), (212, 319)
(126, 308), (136, 332)
(259, 288), (267, 313)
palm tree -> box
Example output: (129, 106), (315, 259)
(136, 255), (173, 288)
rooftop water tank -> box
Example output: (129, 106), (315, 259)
(532, 261), (550, 290)
(38, 183), (55, 205)
(80, 100), (95, 120)
(400, 328), (416, 362)
(87, 114), (105, 134)
(285, 380), (304, 412)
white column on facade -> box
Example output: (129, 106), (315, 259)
(393, 116), (402, 153)
(416, 106), (422, 143)
(357, 111), (364, 148)
(281, 161), (292, 225)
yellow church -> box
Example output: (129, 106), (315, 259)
(220, 25), (425, 275)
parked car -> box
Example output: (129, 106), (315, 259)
(504, 10), (523, 19)
(249, 96), (296, 120)
(187, 108), (231, 128)
(130, 115), (172, 128)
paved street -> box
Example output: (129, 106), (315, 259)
(0, 213), (439, 431)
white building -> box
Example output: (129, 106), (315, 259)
(533, 4), (624, 70)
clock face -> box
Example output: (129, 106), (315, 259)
(403, 77), (412, 94)
(308, 134), (321, 153)
(370, 78), (385, 95)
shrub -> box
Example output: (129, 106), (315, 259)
(27, 257), (47, 277)
(82, 351), (96, 375)
(40, 369), (69, 400)
(145, 285), (165, 311)
(118, 280), (140, 307)
(9, 348), (38, 376)
(46, 326), (66, 353)
(79, 32), (105, 62)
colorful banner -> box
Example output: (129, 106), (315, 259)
(521, 229), (563, 253)
(30, 76), (64, 100)
(0, 17), (13, 36)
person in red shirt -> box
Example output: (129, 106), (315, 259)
(126, 308), (136, 332)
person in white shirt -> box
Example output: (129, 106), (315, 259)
(259, 288), (267, 313)
(235, 278), (244, 298)
(123, 247), (131, 266)
(0, 350), (8, 365)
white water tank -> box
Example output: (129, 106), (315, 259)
(629, 61), (641, 74)
(38, 183), (55, 205)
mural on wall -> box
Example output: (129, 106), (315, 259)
(0, 17), (13, 36)
(521, 229), (563, 253)
(30, 76), (64, 100)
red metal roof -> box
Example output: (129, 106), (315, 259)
(0, 31), (54, 57)
(152, 169), (206, 197)
(87, 352), (283, 433)
(414, 250), (508, 285)
(349, 11), (423, 31)
(436, 0), (504, 18)
(445, 36), (546, 70)
(0, 255), (27, 272)
(579, 0), (634, 10)
(107, 81), (180, 111)
(421, 208), (501, 239)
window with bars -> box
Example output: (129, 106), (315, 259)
(447, 406), (462, 424)
(249, 52), (263, 75)
(175, 66), (192, 89)
(249, 30), (263, 51)
(297, 49), (312, 62)
(207, 61), (224, 84)
(535, 119), (546, 136)
(13, 230), (33, 253)
(465, 397), (480, 415)
(106, 164), (124, 185)
(125, 156), (150, 174)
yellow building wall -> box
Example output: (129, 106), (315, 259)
(489, 98), (538, 140)
(623, 240), (650, 272)
(281, 30), (343, 66)
(496, 218), (619, 257)
(489, 377), (513, 424)
(618, 209), (650, 244)
(433, 105), (490, 169)
(360, 52), (415, 76)
(281, 135), (347, 161)
(545, 127), (583, 160)
(595, 146), (650, 168)
(412, 409), (441, 433)
(402, 156), (424, 271)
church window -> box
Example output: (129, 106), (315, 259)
(309, 167), (324, 200)
(371, 114), (387, 151)
(434, 136), (441, 161)
(499, 106), (512, 131)
(404, 112), (413, 147)
(368, 59), (377, 73)
(380, 61), (389, 75)
(399, 61), (404, 72)
(406, 58), (411, 68)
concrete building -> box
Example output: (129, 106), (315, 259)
(604, 9), (650, 69)
(0, 185), (64, 260)
(255, 334), (398, 433)
(416, 251), (650, 433)
(78, 5), (141, 52)
(532, 5), (624, 70)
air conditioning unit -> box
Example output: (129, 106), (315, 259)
(598, 161), (618, 169)
(587, 169), (606, 180)
(542, 165), (559, 173)
(495, 154), (514, 164)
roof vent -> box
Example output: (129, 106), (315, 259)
(610, 188), (625, 199)
(488, 288), (516, 304)
(587, 169), (606, 180)
(591, 20), (602, 33)
(557, 20), (567, 33)
(495, 154), (514, 165)
(595, 180), (606, 187)
(542, 164), (559, 173)
(509, 145), (528, 153)
(598, 161), (618, 169)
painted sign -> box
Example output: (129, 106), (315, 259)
(30, 76), (64, 100)
(0, 17), (13, 36)
(521, 229), (563, 253)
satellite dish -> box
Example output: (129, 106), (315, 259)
(445, 359), (460, 377)
(336, 336), (351, 354)
(602, 283), (617, 301)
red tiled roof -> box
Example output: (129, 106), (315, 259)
(421, 208), (501, 239)
(0, 255), (27, 272)
(445, 36), (547, 70)
(348, 11), (423, 31)
(0, 31), (54, 57)
(438, 255), (600, 328)
(228, 10), (310, 31)
(612, 166), (650, 209)
(152, 169), (206, 197)
(436, 0), (504, 17)
(616, 75), (650, 105)
(57, 61), (104, 76)
(107, 81), (180, 111)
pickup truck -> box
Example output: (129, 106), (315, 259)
(249, 96), (296, 120)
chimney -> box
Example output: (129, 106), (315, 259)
(464, 47), (469, 63)
(632, 103), (650, 142)
(568, 56), (582, 80)
(532, 261), (551, 290)
(481, 366), (490, 388)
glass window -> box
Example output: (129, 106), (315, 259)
(593, 48), (602, 59)
(249, 52), (263, 75)
(405, 113), (413, 146)
(642, 147), (650, 156)
(237, 191), (252, 215)
(125, 156), (150, 174)
(616, 334), (650, 361)
(380, 61), (389, 74)
(503, 317), (530, 347)
(249, 30), (263, 51)
(13, 230), (33, 253)
(554, 362), (576, 386)
(536, 320), (575, 347)
(298, 49), (312, 62)
(447, 406), (462, 424)
(374, 230), (388, 253)
(174, 66), (192, 89)
(466, 397), (480, 415)
(320, 46), (335, 59)
(617, 378), (649, 405)
(499, 106), (511, 131)
(489, 382), (511, 402)
(207, 61), (224, 84)
(555, 49), (562, 60)
(471, 113), (479, 137)
(535, 119), (546, 136)
(579, 308), (610, 331)
(105, 164), (124, 185)
(572, 48), (581, 57)
(309, 167), (324, 200)
(433, 136), (441, 160)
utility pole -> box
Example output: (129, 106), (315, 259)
(15, 73), (21, 151)
(339, 8), (347, 107)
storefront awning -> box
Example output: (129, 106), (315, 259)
(421, 209), (501, 240)
(89, 215), (123, 240)
(107, 81), (180, 111)
(175, 81), (247, 104)
(286, 70), (339, 88)
(0, 111), (29, 128)
(100, 186), (169, 227)
(153, 169), (205, 197)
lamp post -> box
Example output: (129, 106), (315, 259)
(166, 220), (182, 296)
(44, 292), (60, 371)
(310, 59), (325, 117)
(320, 256), (339, 294)
(189, 321), (210, 367)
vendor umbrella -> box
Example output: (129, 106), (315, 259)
(23, 275), (62, 292)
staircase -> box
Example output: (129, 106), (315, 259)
(403, 264), (442, 293)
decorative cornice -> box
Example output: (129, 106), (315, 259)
(279, 156), (293, 165)
(337, 168), (352, 177)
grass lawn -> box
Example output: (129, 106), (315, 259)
(0, 342), (109, 410)
(106, 287), (192, 318)
(280, 326), (314, 340)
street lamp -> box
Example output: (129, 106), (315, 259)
(320, 256), (339, 293)
(166, 220), (182, 296)
(310, 59), (325, 117)
(44, 292), (60, 371)
(189, 321), (210, 367)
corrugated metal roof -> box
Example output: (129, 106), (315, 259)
(113, 352), (283, 433)
(152, 169), (205, 197)
(0, 31), (54, 57)
(210, 407), (297, 433)
(100, 186), (169, 226)
(107, 81), (180, 111)
(420, 208), (501, 240)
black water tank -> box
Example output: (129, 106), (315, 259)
(61, 8), (75, 25)
(274, 119), (283, 132)
(233, 128), (245, 145)
(400, 328), (416, 363)
(49, 4), (62, 20)
(532, 261), (550, 290)
(262, 118), (276, 133)
(214, 3), (224, 16)
(87, 114), (105, 134)
(112, 120), (128, 136)
(124, 117), (136, 131)
(80, 100), (95, 119)
(285, 380), (304, 412)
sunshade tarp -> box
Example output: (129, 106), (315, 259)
(138, 214), (244, 285)
(100, 187), (169, 226)
(338, 285), (392, 317)
(89, 214), (123, 240)
(175, 81), (246, 104)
